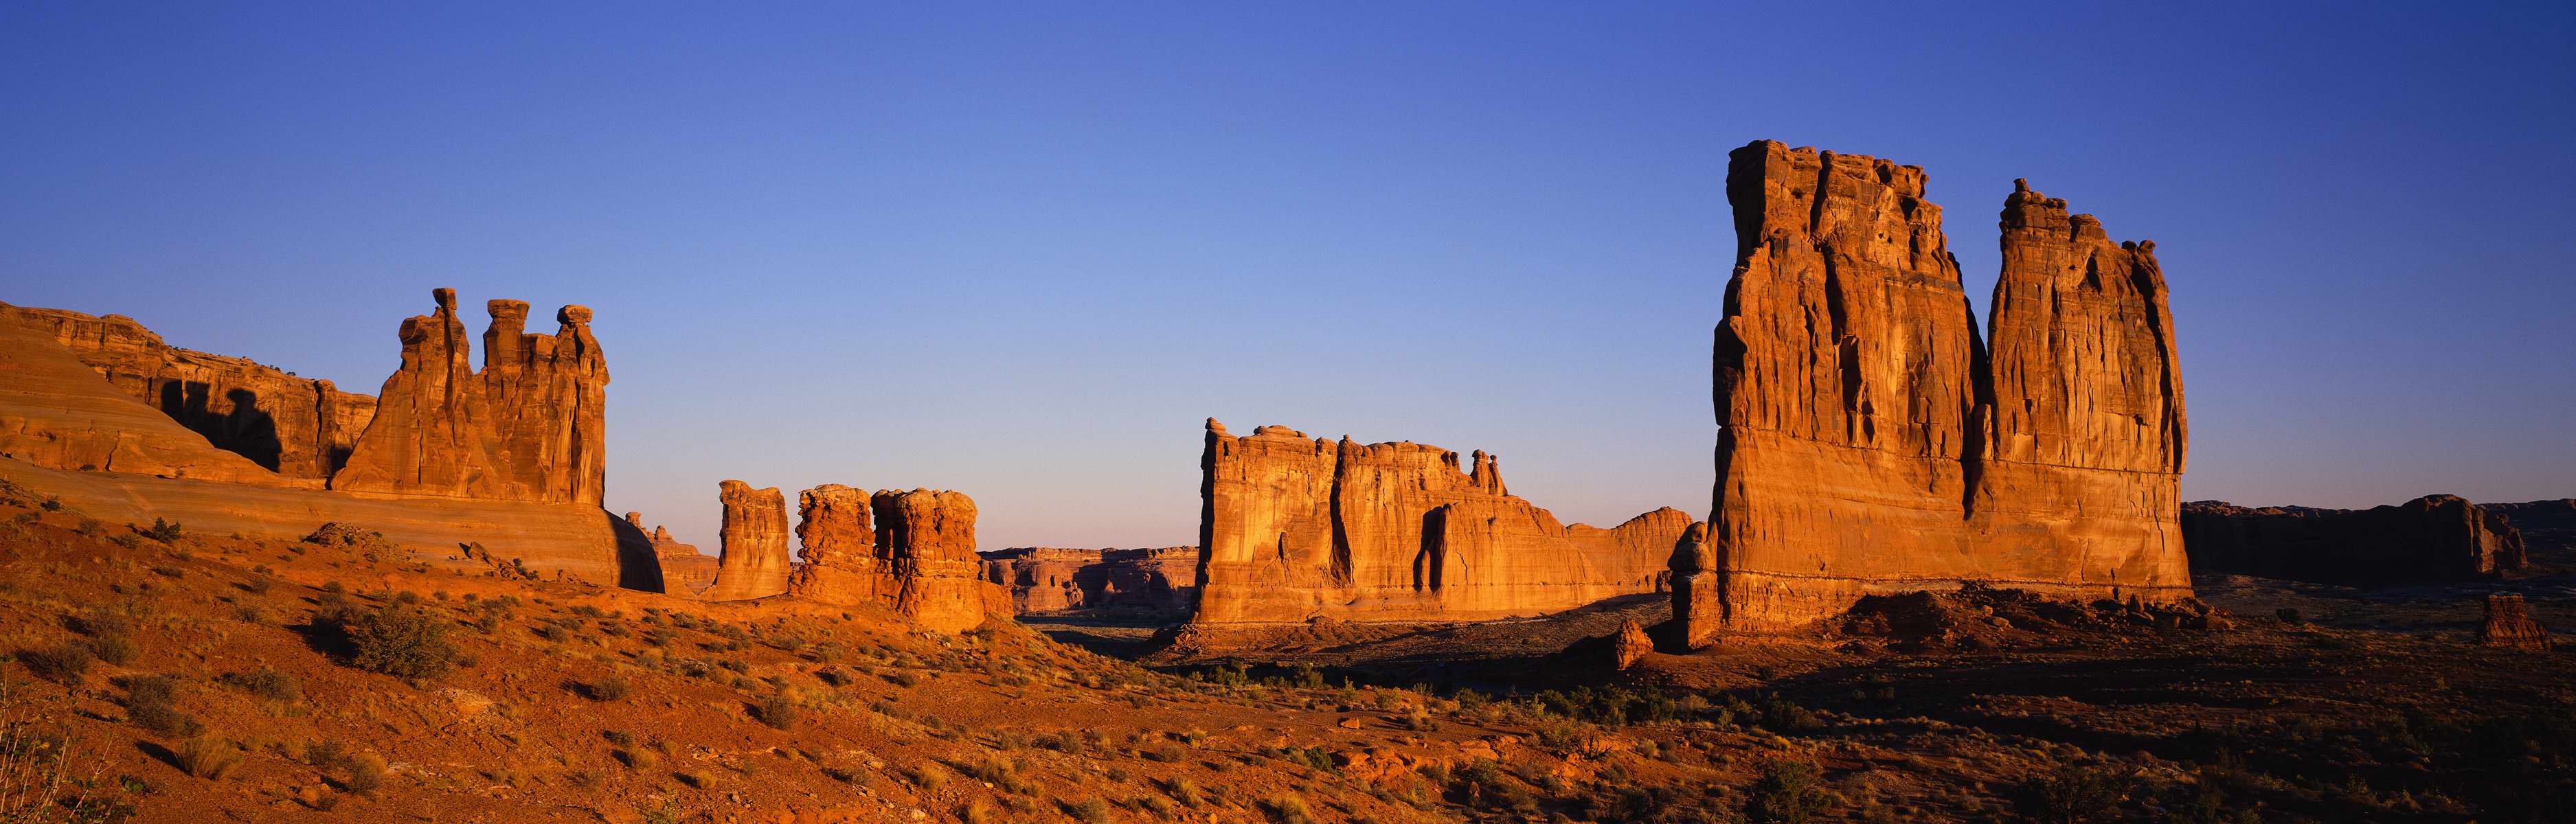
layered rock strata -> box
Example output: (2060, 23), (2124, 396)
(2477, 593), (2552, 651)
(9, 305), (377, 480)
(0, 310), (289, 485)
(981, 547), (1198, 615)
(2179, 495), (2527, 584)
(1686, 141), (2192, 645)
(776, 485), (1008, 632)
(869, 489), (1008, 633)
(1194, 420), (1695, 625)
(784, 484), (877, 603)
(700, 480), (791, 601)
(332, 290), (609, 504)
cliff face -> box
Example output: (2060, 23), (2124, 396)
(0, 309), (306, 486)
(2180, 495), (2526, 584)
(1195, 420), (1697, 625)
(1687, 141), (2191, 644)
(10, 306), (377, 481)
(981, 547), (1197, 616)
(701, 480), (791, 601)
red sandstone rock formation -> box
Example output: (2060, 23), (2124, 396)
(981, 547), (1199, 615)
(1686, 141), (2191, 645)
(1195, 419), (1695, 625)
(0, 310), (300, 486)
(627, 511), (715, 593)
(2477, 593), (2552, 651)
(1612, 619), (1651, 670)
(331, 290), (609, 505)
(870, 489), (1007, 633)
(701, 480), (791, 601)
(2180, 495), (2527, 584)
(9, 305), (377, 480)
(784, 484), (877, 603)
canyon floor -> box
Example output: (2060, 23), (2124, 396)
(2, 481), (2570, 823)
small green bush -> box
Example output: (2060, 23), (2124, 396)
(332, 604), (456, 680)
(1745, 758), (1827, 824)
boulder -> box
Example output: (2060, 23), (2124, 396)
(2181, 495), (2527, 584)
(1688, 142), (2192, 645)
(1194, 419), (1696, 625)
(1612, 619), (1651, 670)
(701, 480), (791, 601)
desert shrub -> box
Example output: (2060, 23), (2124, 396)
(65, 608), (137, 639)
(1064, 797), (1112, 823)
(1164, 776), (1203, 808)
(1760, 695), (1822, 732)
(2014, 764), (2128, 823)
(343, 752), (388, 793)
(239, 576), (274, 595)
(883, 670), (918, 688)
(19, 643), (93, 685)
(116, 674), (201, 738)
(142, 518), (183, 543)
(84, 633), (139, 666)
(581, 675), (632, 702)
(221, 667), (301, 702)
(173, 735), (240, 779)
(1745, 759), (1827, 824)
(1260, 793), (1315, 824)
(615, 747), (659, 770)
(757, 695), (800, 729)
(38, 496), (60, 512)
(330, 604), (456, 679)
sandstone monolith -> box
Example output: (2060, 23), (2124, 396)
(1195, 420), (1695, 625)
(2181, 496), (2527, 584)
(330, 290), (609, 504)
(701, 480), (791, 601)
(784, 484), (877, 603)
(1612, 619), (1651, 670)
(1688, 141), (2191, 645)
(2478, 593), (2552, 651)
(870, 488), (1006, 632)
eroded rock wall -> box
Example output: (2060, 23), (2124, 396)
(1195, 419), (1696, 625)
(1688, 141), (2191, 645)
(8, 305), (377, 480)
(701, 479), (791, 601)
(2180, 495), (2526, 584)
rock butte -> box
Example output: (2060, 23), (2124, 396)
(1681, 141), (2193, 645)
(980, 547), (1198, 616)
(629, 510), (716, 593)
(0, 296), (653, 587)
(701, 480), (792, 601)
(2478, 593), (2553, 651)
(330, 290), (609, 505)
(1194, 419), (1697, 625)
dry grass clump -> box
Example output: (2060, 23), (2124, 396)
(220, 666), (301, 702)
(173, 735), (241, 779)
(757, 694), (800, 729)
(18, 643), (92, 685)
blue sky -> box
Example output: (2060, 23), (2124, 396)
(5, 2), (2571, 551)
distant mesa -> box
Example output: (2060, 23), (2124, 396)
(980, 546), (1198, 617)
(1191, 418), (1697, 626)
(2180, 495), (2527, 585)
(1677, 141), (2193, 647)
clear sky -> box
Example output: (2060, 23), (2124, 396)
(5, 3), (2571, 552)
